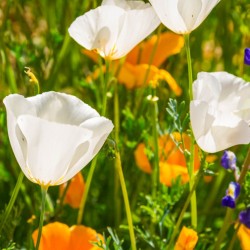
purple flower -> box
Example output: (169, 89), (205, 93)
(221, 182), (240, 209)
(245, 48), (250, 66)
(239, 208), (250, 228)
(221, 151), (237, 171)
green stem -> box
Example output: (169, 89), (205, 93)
(228, 223), (241, 250)
(77, 157), (98, 225)
(214, 147), (250, 250)
(0, 172), (24, 235)
(115, 151), (137, 250)
(77, 59), (111, 225)
(184, 34), (193, 101)
(35, 186), (48, 250)
(114, 79), (121, 226)
(167, 171), (202, 249)
(184, 33), (197, 228)
(151, 92), (160, 197)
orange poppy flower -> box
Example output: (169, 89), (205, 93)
(174, 226), (198, 250)
(134, 133), (200, 186)
(32, 222), (103, 250)
(237, 224), (250, 250)
(83, 32), (184, 95)
(59, 172), (85, 209)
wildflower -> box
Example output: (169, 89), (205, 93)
(237, 224), (250, 250)
(149, 0), (220, 34)
(32, 222), (103, 250)
(3, 92), (113, 187)
(244, 48), (250, 66)
(221, 151), (237, 171)
(134, 133), (200, 186)
(174, 226), (198, 250)
(59, 172), (85, 209)
(68, 0), (160, 60)
(84, 32), (183, 94)
(190, 72), (250, 153)
(239, 208), (250, 228)
(221, 182), (240, 209)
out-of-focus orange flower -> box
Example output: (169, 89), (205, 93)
(59, 172), (85, 209)
(134, 133), (200, 186)
(174, 226), (198, 250)
(83, 32), (184, 95)
(126, 32), (184, 67)
(32, 222), (103, 250)
(237, 224), (250, 250)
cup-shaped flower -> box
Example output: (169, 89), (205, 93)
(149, 0), (220, 34)
(68, 0), (160, 60)
(221, 182), (240, 209)
(3, 92), (114, 188)
(244, 48), (250, 66)
(221, 150), (237, 171)
(239, 208), (250, 228)
(190, 72), (250, 153)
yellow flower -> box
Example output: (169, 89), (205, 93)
(59, 172), (85, 209)
(32, 222), (103, 250)
(134, 133), (200, 186)
(237, 224), (250, 250)
(174, 226), (198, 250)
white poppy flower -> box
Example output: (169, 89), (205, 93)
(68, 0), (160, 60)
(149, 0), (220, 34)
(190, 72), (250, 153)
(3, 92), (114, 187)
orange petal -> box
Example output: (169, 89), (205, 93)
(160, 162), (189, 187)
(82, 49), (100, 63)
(126, 32), (184, 67)
(69, 225), (104, 250)
(118, 63), (182, 96)
(174, 226), (198, 250)
(32, 222), (70, 250)
(237, 224), (250, 250)
(60, 172), (85, 209)
(134, 143), (152, 174)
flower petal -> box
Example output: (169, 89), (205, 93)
(32, 222), (70, 250)
(17, 115), (93, 186)
(3, 94), (36, 173)
(63, 116), (114, 182)
(27, 92), (100, 125)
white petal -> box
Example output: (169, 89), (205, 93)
(27, 92), (100, 125)
(149, 0), (187, 34)
(177, 0), (202, 32)
(193, 0), (220, 30)
(63, 116), (114, 182)
(3, 94), (36, 172)
(17, 115), (93, 186)
(68, 6), (125, 58)
(114, 5), (160, 59)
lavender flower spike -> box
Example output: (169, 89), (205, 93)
(221, 182), (240, 209)
(239, 208), (250, 228)
(244, 48), (250, 66)
(221, 151), (237, 171)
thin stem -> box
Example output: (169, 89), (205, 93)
(77, 157), (98, 225)
(114, 79), (121, 226)
(0, 172), (24, 235)
(228, 223), (241, 250)
(184, 33), (197, 228)
(115, 151), (137, 250)
(35, 186), (48, 250)
(77, 59), (111, 225)
(214, 147), (250, 249)
(184, 34), (193, 101)
(167, 171), (202, 249)
(151, 92), (160, 197)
